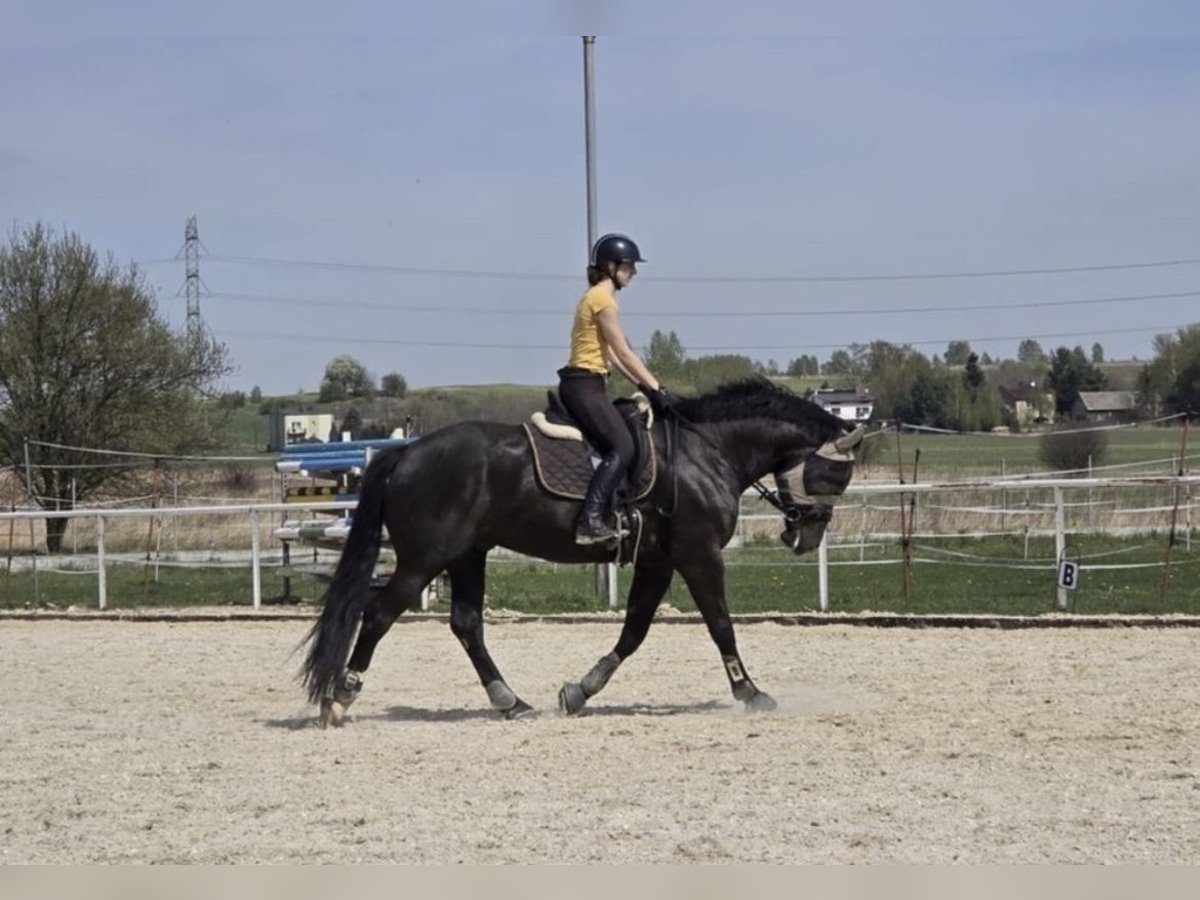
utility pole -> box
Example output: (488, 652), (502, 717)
(582, 36), (618, 608)
(177, 215), (209, 336)
(583, 36), (598, 250)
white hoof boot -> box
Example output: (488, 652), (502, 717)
(317, 670), (362, 729)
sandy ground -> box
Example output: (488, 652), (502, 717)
(0, 615), (1197, 863)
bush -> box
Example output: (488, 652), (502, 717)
(1038, 426), (1108, 474)
(318, 379), (347, 403)
(218, 464), (259, 496)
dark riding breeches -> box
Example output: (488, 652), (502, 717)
(557, 369), (635, 468)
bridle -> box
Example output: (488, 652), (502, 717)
(657, 409), (860, 530)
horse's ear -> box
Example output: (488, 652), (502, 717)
(834, 425), (867, 454)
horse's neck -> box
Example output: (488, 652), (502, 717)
(704, 419), (818, 487)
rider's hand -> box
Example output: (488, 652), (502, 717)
(645, 386), (676, 420)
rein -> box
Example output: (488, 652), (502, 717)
(657, 410), (804, 525)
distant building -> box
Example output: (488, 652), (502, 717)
(268, 412), (336, 452)
(998, 382), (1056, 427)
(1071, 391), (1137, 424)
(812, 388), (874, 423)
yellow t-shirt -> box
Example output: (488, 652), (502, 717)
(567, 284), (618, 372)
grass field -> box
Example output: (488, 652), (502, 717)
(858, 425), (1191, 478)
(215, 394), (1192, 478)
(5, 533), (1195, 616)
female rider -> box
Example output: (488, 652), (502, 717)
(558, 233), (674, 544)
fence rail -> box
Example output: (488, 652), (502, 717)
(2, 475), (1197, 613)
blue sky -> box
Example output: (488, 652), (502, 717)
(4, 8), (1200, 392)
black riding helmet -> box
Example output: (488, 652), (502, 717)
(590, 233), (645, 268)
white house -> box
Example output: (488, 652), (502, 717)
(812, 388), (874, 423)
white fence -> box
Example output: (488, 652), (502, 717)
(1, 474), (1197, 612)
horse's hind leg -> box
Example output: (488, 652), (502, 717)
(447, 548), (533, 719)
(319, 566), (428, 728)
(559, 558), (674, 715)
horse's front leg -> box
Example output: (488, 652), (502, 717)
(676, 549), (777, 712)
(558, 558), (673, 715)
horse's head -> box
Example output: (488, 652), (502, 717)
(774, 424), (866, 554)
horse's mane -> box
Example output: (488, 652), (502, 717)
(672, 377), (848, 438)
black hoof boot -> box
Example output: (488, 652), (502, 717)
(558, 682), (588, 716)
(503, 697), (536, 720)
(486, 680), (534, 720)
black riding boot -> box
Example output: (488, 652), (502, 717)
(575, 451), (624, 545)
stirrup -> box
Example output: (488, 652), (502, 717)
(575, 519), (618, 545)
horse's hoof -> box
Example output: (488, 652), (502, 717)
(558, 682), (588, 716)
(744, 691), (778, 713)
(318, 698), (348, 728)
(503, 698), (535, 720)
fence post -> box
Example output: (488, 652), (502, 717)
(817, 531), (829, 612)
(96, 514), (107, 611)
(607, 561), (619, 609)
(1000, 458), (1007, 534)
(1023, 493), (1031, 560)
(250, 508), (262, 610)
(1053, 486), (1068, 611)
(858, 495), (867, 562)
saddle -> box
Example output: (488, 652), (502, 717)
(522, 391), (657, 502)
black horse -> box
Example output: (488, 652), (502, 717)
(301, 378), (865, 725)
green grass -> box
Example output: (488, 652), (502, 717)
(9, 535), (1193, 616)
(217, 407), (274, 454)
(867, 426), (1190, 476)
(0, 562), (294, 610)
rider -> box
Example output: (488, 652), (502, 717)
(558, 233), (675, 545)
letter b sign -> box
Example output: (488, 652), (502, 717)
(1057, 559), (1080, 591)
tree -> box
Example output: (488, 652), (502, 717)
(944, 340), (972, 367)
(644, 330), (687, 381)
(1017, 339), (1045, 364)
(1045, 345), (1107, 417)
(321, 354), (375, 399)
(1167, 356), (1200, 415)
(821, 349), (854, 376)
(962, 353), (986, 390)
(786, 354), (818, 376)
(685, 354), (758, 393)
(1140, 324), (1200, 416)
(341, 406), (363, 437)
(318, 379), (348, 403)
(380, 371), (408, 398)
(893, 367), (954, 428)
(1091, 342), (1105, 364)
(0, 223), (229, 551)
(249, 385), (263, 404)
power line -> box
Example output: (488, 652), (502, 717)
(214, 321), (1194, 353)
(205, 288), (1200, 319)
(138, 251), (1200, 284)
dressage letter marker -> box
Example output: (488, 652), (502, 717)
(1057, 558), (1080, 591)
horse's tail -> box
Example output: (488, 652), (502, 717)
(300, 444), (406, 705)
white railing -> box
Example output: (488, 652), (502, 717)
(0, 475), (1196, 612)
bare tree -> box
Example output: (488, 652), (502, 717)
(0, 223), (230, 551)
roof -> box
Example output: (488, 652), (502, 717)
(1075, 391), (1137, 412)
(813, 389), (873, 404)
(998, 383), (1046, 403)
